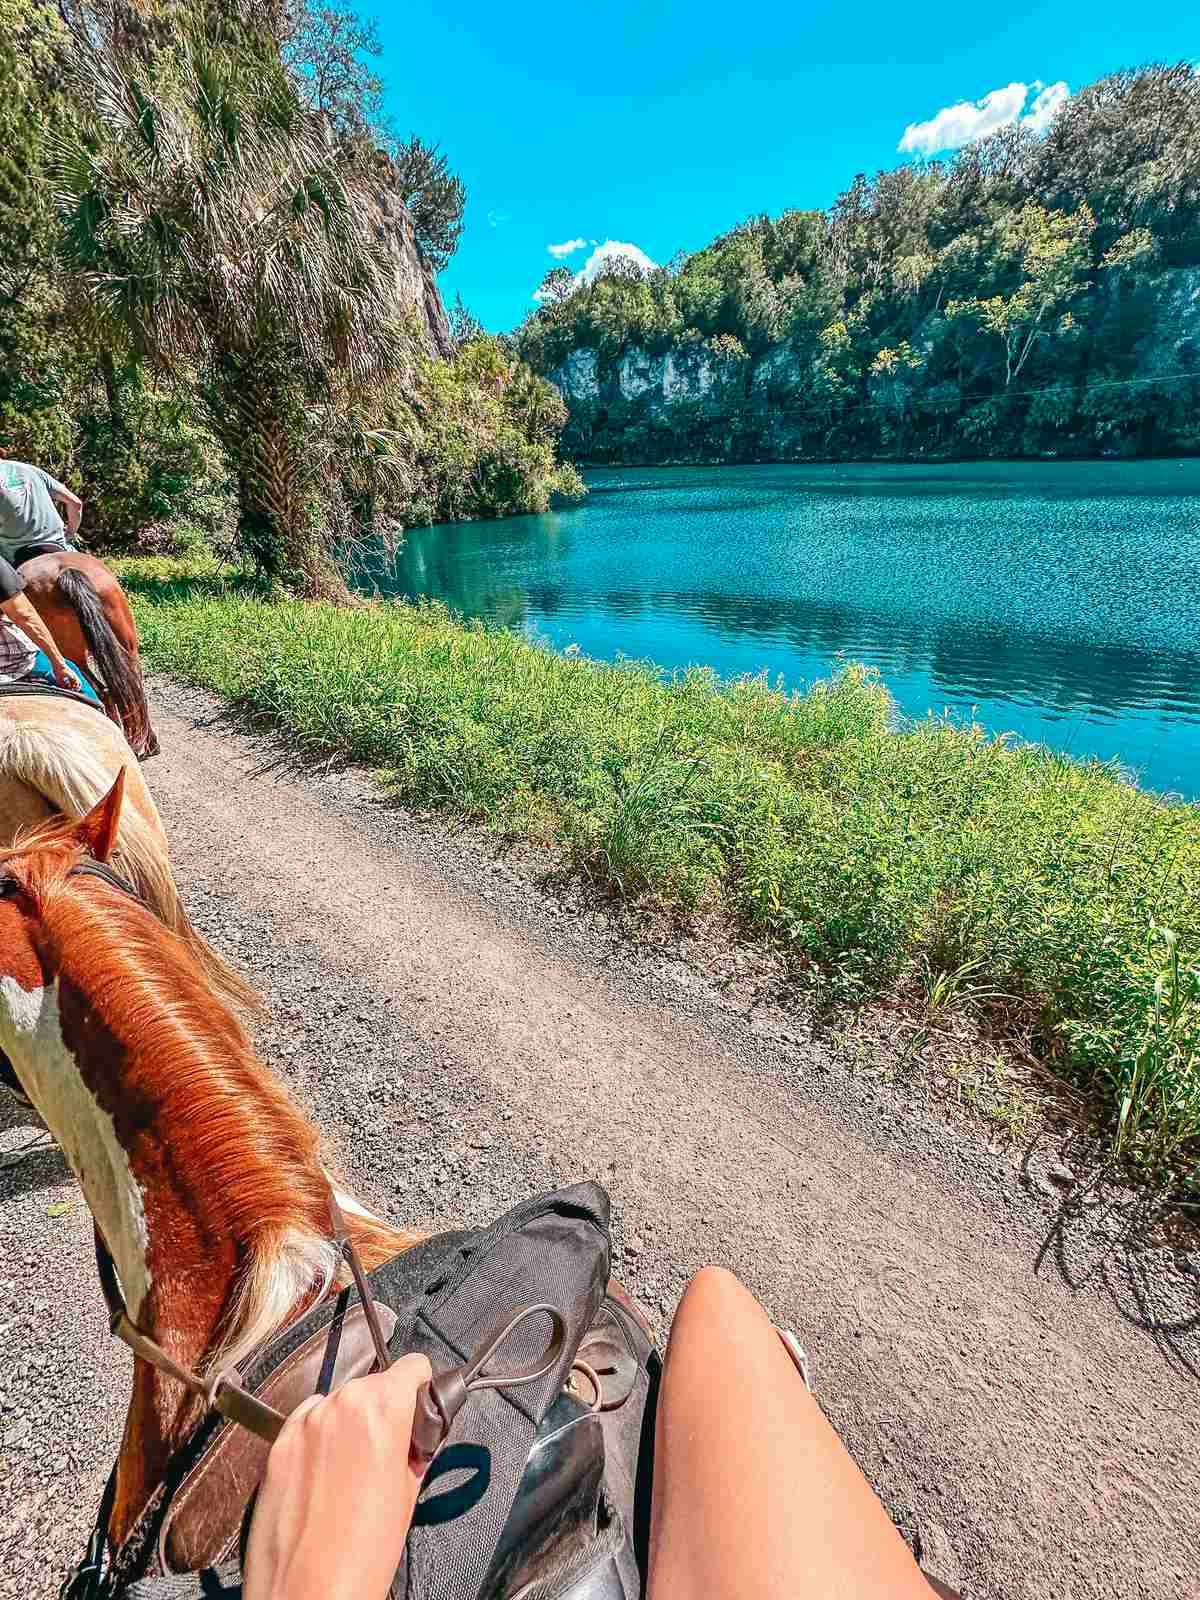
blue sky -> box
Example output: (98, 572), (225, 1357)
(364, 1), (1197, 333)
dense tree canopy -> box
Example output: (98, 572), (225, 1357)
(517, 64), (1200, 464)
(1, 0), (574, 588)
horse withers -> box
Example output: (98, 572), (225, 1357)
(16, 546), (159, 759)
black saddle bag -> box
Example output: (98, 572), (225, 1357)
(101, 1183), (657, 1600)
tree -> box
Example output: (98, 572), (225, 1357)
(449, 292), (484, 346)
(537, 266), (575, 306)
(0, 1), (88, 471)
(946, 204), (1094, 387)
(390, 135), (465, 271)
(56, 10), (404, 595)
(0, 0), (66, 303)
(282, 0), (385, 139)
(1033, 65), (1200, 265)
(1102, 228), (1157, 276)
(869, 341), (924, 440)
(280, 3), (466, 272)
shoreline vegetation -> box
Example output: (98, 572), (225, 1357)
(118, 556), (1200, 1190)
(11, 7), (1197, 1193)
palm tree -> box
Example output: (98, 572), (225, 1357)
(53, 11), (402, 596)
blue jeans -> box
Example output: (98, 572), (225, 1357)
(29, 649), (103, 708)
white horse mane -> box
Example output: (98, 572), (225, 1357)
(0, 717), (178, 929)
(212, 1184), (388, 1372)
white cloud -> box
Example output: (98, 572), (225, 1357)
(898, 78), (1070, 156)
(576, 239), (658, 284)
(533, 239), (659, 302)
(1023, 80), (1070, 135)
(547, 237), (587, 258)
(487, 209), (511, 228)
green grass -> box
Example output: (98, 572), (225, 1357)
(117, 557), (1200, 1183)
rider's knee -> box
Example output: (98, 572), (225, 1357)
(678, 1264), (753, 1320)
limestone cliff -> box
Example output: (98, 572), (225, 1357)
(549, 267), (1200, 465)
(366, 176), (453, 361)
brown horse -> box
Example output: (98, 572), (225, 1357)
(0, 777), (415, 1545)
(17, 549), (159, 759)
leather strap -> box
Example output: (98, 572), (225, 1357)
(59, 1458), (119, 1600)
(68, 858), (149, 906)
(410, 1303), (568, 1464)
(327, 1191), (393, 1373)
(95, 1228), (289, 1445)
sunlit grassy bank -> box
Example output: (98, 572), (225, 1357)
(119, 558), (1200, 1181)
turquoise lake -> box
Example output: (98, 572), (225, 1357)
(363, 461), (1200, 800)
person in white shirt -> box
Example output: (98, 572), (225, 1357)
(0, 458), (84, 567)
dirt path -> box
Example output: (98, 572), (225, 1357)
(2, 679), (1198, 1599)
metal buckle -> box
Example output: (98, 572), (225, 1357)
(574, 1329), (640, 1410)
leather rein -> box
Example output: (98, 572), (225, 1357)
(92, 1189), (389, 1447)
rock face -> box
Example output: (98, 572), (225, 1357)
(1136, 265), (1200, 375)
(552, 339), (783, 462)
(549, 266), (1200, 463)
(365, 178), (453, 361)
(552, 339), (756, 462)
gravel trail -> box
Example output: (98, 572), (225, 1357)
(2, 679), (1198, 1599)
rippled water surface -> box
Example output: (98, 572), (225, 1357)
(363, 461), (1200, 799)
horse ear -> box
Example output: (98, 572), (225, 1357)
(75, 769), (126, 863)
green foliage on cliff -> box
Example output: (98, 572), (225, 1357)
(0, 0), (575, 590)
(516, 64), (1200, 463)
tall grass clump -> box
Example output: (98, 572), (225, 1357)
(120, 560), (1200, 1182)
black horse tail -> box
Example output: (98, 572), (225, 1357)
(54, 567), (154, 759)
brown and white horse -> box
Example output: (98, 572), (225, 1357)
(0, 694), (254, 1018)
(0, 776), (415, 1543)
(18, 550), (159, 759)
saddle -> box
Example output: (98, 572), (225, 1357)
(72, 1182), (962, 1600)
(79, 1183), (657, 1600)
(0, 678), (106, 715)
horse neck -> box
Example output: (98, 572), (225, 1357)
(109, 1136), (412, 1548)
(98, 1021), (339, 1541)
(23, 895), (407, 1545)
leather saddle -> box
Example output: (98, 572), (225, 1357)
(92, 1182), (958, 1600)
(0, 677), (105, 714)
(103, 1183), (655, 1600)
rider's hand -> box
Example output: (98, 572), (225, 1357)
(53, 661), (82, 693)
(245, 1352), (432, 1600)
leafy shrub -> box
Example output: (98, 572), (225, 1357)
(76, 381), (234, 552)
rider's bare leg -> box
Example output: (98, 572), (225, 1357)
(647, 1266), (932, 1600)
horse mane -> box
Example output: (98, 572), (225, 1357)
(0, 713), (260, 1017)
(5, 822), (416, 1372)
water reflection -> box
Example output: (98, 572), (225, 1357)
(356, 462), (1200, 799)
(516, 581), (1199, 723)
